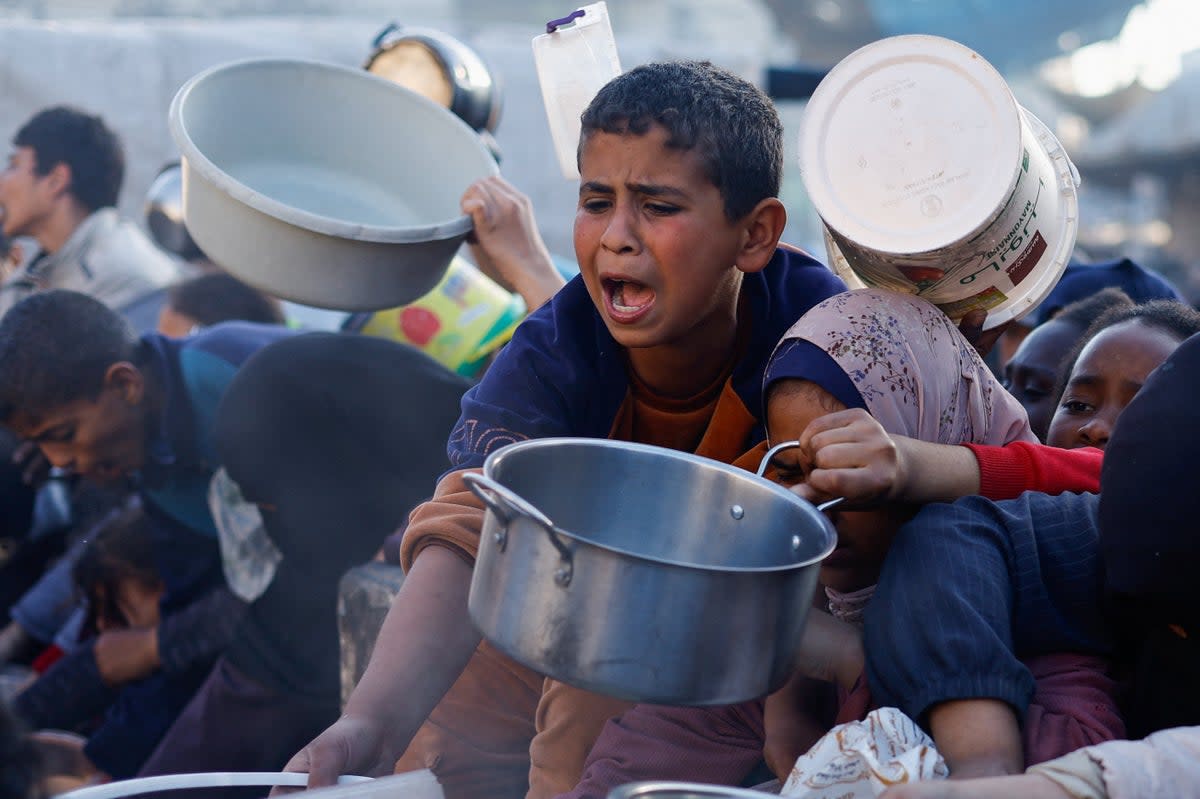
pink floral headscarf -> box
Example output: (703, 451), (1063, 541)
(768, 289), (1035, 446)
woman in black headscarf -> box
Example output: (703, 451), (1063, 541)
(136, 332), (469, 784)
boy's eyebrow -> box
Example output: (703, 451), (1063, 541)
(628, 182), (687, 199)
(578, 181), (688, 199)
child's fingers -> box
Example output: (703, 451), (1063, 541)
(798, 408), (873, 448)
(805, 422), (879, 456)
(808, 441), (872, 471)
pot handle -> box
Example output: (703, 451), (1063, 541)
(463, 472), (575, 565)
(756, 441), (845, 513)
(756, 440), (801, 477)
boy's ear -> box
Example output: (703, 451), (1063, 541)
(44, 162), (72, 198)
(734, 197), (787, 275)
(104, 362), (145, 406)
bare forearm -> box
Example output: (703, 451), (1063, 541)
(930, 699), (1023, 779)
(509, 264), (565, 311)
(893, 437), (981, 504)
(342, 546), (482, 754)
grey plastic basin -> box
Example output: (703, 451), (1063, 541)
(168, 57), (499, 310)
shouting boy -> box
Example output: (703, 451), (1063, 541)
(288, 61), (845, 799)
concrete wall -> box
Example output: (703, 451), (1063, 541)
(0, 4), (829, 269)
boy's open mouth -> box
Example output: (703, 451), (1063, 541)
(602, 278), (655, 322)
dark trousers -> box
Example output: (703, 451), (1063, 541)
(138, 657), (339, 798)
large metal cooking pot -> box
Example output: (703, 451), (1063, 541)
(168, 58), (499, 311)
(464, 438), (836, 706)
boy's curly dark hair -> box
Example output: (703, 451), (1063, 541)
(1052, 287), (1134, 331)
(579, 60), (783, 221)
(0, 290), (138, 425)
(14, 106), (124, 212)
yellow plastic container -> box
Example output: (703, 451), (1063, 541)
(356, 256), (525, 377)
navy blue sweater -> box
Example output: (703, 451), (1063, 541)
(864, 491), (1113, 723)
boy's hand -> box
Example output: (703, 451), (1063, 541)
(461, 176), (564, 310)
(789, 409), (907, 507)
(276, 714), (397, 792)
(93, 626), (159, 685)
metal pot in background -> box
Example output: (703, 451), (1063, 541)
(465, 438), (836, 706)
(144, 162), (205, 261)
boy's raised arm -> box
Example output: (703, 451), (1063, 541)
(284, 545), (480, 786)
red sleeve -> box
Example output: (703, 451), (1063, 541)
(963, 442), (1102, 500)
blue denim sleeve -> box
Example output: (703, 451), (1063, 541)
(864, 492), (1108, 724)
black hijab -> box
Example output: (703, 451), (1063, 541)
(211, 332), (469, 697)
(1099, 331), (1200, 736)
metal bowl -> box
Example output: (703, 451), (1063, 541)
(608, 782), (777, 799)
(168, 58), (499, 311)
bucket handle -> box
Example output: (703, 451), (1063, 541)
(464, 472), (575, 584)
(756, 441), (844, 513)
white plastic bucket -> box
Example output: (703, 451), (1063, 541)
(53, 770), (440, 799)
(800, 35), (1080, 329)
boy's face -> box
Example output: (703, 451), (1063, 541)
(574, 126), (748, 353)
(0, 147), (57, 239)
(767, 380), (905, 594)
(1002, 319), (1079, 440)
(12, 366), (148, 484)
(1046, 319), (1179, 451)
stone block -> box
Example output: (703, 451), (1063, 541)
(338, 561), (405, 707)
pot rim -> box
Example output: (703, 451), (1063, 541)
(168, 57), (498, 245)
(607, 781), (779, 799)
(482, 437), (837, 574)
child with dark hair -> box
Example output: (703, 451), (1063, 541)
(48, 506), (192, 781)
(1, 289), (292, 776)
(157, 272), (285, 337)
(0, 107), (179, 317)
(286, 60), (846, 799)
(73, 506), (163, 640)
(1046, 299), (1200, 450)
(1004, 288), (1134, 439)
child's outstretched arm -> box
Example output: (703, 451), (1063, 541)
(788, 409), (1100, 507)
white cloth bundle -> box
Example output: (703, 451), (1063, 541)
(781, 708), (947, 799)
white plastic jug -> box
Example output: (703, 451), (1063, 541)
(533, 2), (622, 179)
